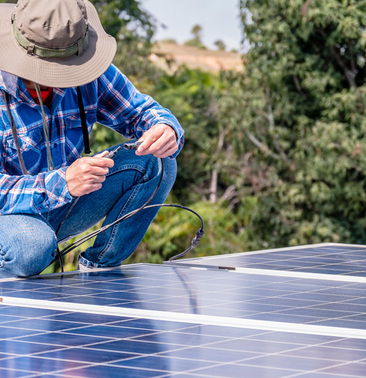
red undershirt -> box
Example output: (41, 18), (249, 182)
(27, 87), (53, 107)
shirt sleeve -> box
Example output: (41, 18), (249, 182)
(0, 168), (73, 215)
(95, 64), (184, 158)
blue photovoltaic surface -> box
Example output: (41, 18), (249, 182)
(0, 305), (365, 377)
(1, 263), (366, 328)
(171, 244), (366, 276)
(0, 244), (366, 377)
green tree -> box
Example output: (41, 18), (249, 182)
(141, 66), (255, 261)
(191, 24), (203, 41)
(184, 24), (206, 49)
(127, 198), (249, 263)
(89, 0), (162, 84)
(88, 0), (162, 158)
(90, 0), (155, 40)
(214, 39), (227, 51)
(235, 0), (366, 248)
(151, 67), (227, 203)
(1, 0), (155, 44)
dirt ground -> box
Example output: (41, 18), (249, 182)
(150, 42), (244, 73)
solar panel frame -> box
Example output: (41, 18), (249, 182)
(166, 243), (366, 278)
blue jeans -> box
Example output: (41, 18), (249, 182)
(0, 144), (177, 278)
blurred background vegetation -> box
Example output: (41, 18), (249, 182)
(4, 0), (366, 271)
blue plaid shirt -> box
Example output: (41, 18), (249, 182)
(0, 64), (184, 215)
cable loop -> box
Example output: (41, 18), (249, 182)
(55, 157), (205, 270)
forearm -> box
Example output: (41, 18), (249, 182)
(132, 101), (184, 157)
(0, 168), (73, 215)
(96, 65), (185, 157)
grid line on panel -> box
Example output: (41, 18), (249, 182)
(0, 249), (366, 378)
(2, 262), (366, 333)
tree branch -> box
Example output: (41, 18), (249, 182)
(317, 28), (356, 88)
(331, 45), (356, 88)
(245, 129), (281, 160)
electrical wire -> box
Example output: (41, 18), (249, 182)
(54, 154), (205, 270)
(55, 198), (80, 272)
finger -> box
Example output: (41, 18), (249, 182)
(89, 166), (110, 176)
(137, 128), (165, 152)
(152, 139), (178, 155)
(83, 182), (103, 195)
(89, 174), (107, 184)
(94, 151), (110, 158)
(154, 145), (178, 158)
(136, 137), (154, 154)
(137, 140), (162, 155)
(87, 156), (114, 168)
(76, 161), (110, 176)
(137, 135), (176, 155)
(81, 173), (107, 187)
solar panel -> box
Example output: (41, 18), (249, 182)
(0, 243), (365, 377)
(169, 243), (366, 277)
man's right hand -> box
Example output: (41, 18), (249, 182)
(65, 151), (114, 197)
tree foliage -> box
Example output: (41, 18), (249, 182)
(214, 40), (227, 51)
(90, 0), (155, 40)
(235, 0), (366, 248)
(89, 0), (163, 83)
(184, 24), (206, 49)
(6, 0), (366, 270)
(128, 198), (249, 264)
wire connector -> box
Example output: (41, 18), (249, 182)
(56, 158), (205, 268)
(105, 146), (122, 159)
(124, 141), (142, 150)
(192, 228), (205, 247)
(169, 227), (205, 261)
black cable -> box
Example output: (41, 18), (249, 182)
(77, 87), (91, 154)
(55, 147), (123, 272)
(60, 203), (204, 260)
(55, 198), (80, 272)
(58, 158), (164, 258)
(55, 153), (205, 267)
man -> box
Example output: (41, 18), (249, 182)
(0, 0), (183, 277)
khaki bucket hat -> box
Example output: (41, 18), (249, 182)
(0, 0), (117, 87)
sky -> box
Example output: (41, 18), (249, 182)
(141, 0), (243, 51)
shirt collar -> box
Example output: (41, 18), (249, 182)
(0, 71), (37, 103)
(0, 71), (19, 98)
(0, 71), (67, 110)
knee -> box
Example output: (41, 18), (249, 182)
(162, 157), (177, 182)
(0, 230), (57, 277)
(148, 155), (177, 181)
(144, 155), (177, 195)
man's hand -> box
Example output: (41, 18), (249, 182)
(65, 151), (114, 197)
(136, 124), (178, 158)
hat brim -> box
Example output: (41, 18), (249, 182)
(0, 0), (117, 87)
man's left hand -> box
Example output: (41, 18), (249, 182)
(136, 124), (178, 158)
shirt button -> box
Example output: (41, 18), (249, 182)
(53, 143), (57, 148)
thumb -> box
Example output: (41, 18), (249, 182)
(94, 151), (109, 158)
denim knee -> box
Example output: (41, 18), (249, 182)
(164, 157), (177, 180)
(0, 216), (57, 278)
(106, 143), (177, 187)
(159, 157), (177, 197)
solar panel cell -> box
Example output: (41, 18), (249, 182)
(0, 243), (365, 377)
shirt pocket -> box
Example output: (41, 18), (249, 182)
(64, 113), (95, 161)
(4, 128), (43, 175)
(64, 116), (84, 152)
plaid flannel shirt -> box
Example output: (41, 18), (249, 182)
(0, 64), (184, 215)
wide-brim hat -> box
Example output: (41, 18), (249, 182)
(0, 0), (117, 87)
